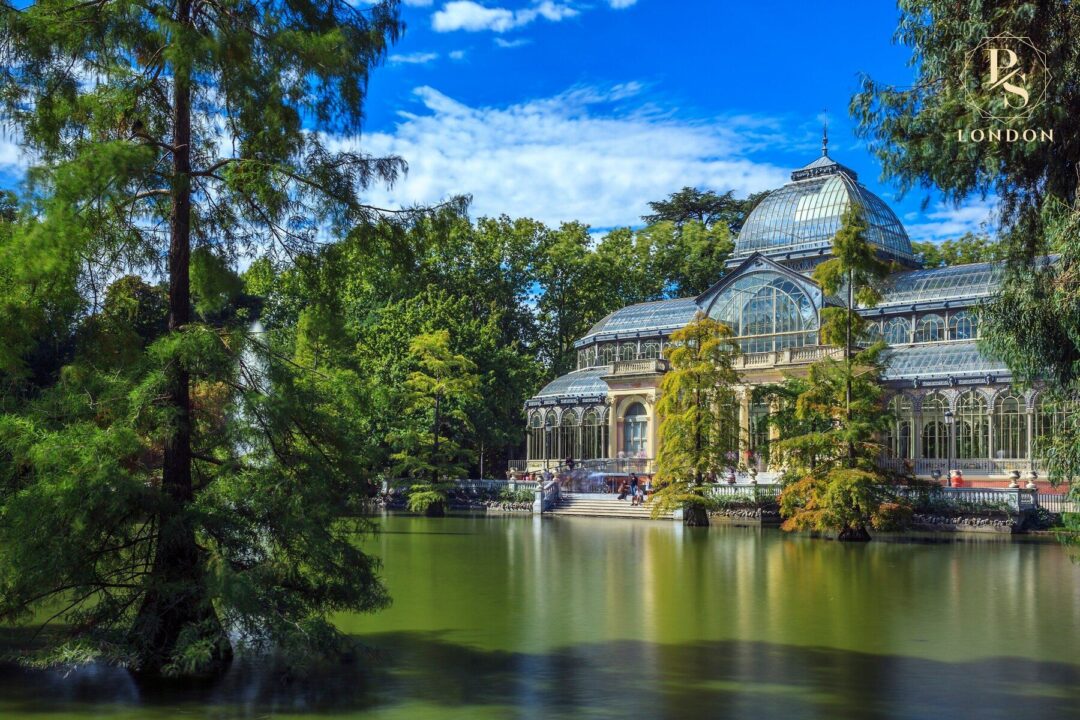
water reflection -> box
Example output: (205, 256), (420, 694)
(1, 514), (1078, 719)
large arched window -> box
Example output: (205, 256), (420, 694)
(949, 311), (978, 341)
(600, 344), (616, 365)
(622, 402), (649, 457)
(1034, 393), (1067, 455)
(886, 395), (914, 459)
(528, 413), (544, 460)
(642, 341), (660, 359)
(921, 393), (949, 459)
(708, 271), (818, 353)
(560, 410), (579, 462)
(993, 393), (1028, 459)
(748, 399), (771, 467)
(956, 390), (988, 459)
(883, 317), (911, 345)
(619, 342), (638, 362)
(915, 314), (946, 343)
(545, 410), (559, 460)
(582, 408), (608, 460)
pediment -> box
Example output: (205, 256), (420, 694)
(696, 252), (823, 314)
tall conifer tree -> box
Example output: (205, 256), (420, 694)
(0, 0), (402, 675)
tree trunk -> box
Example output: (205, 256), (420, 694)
(424, 501), (447, 518)
(845, 268), (855, 465)
(683, 502), (710, 527)
(837, 524), (871, 542)
(132, 0), (230, 674)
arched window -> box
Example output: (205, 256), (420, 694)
(863, 322), (882, 344)
(1034, 393), (1067, 455)
(545, 410), (559, 460)
(956, 390), (988, 459)
(749, 399), (771, 467)
(883, 317), (911, 345)
(582, 408), (608, 460)
(886, 395), (914, 459)
(993, 393), (1028, 459)
(560, 410), (579, 462)
(949, 311), (978, 341)
(619, 342), (638, 362)
(921, 393), (948, 459)
(915, 314), (946, 343)
(528, 413), (544, 460)
(707, 271), (818, 353)
(622, 402), (649, 457)
(642, 342), (660, 359)
(601, 344), (616, 365)
(577, 350), (585, 370)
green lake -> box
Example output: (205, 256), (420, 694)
(2, 514), (1079, 719)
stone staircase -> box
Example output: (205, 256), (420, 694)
(548, 493), (674, 520)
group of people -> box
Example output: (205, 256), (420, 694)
(616, 473), (652, 506)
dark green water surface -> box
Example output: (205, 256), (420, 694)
(2, 514), (1080, 719)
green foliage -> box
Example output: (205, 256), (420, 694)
(652, 313), (740, 523)
(0, 0), (404, 676)
(642, 186), (766, 234)
(499, 486), (536, 505)
(405, 483), (449, 515)
(851, 0), (1079, 254)
(911, 233), (1002, 268)
(772, 344), (898, 538)
(389, 330), (482, 485)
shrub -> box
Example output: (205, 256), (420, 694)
(871, 501), (913, 531)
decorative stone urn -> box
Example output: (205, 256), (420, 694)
(1008, 470), (1021, 489)
(1026, 470), (1039, 490)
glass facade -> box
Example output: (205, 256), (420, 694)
(708, 270), (818, 352)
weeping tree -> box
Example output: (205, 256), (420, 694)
(775, 204), (898, 541)
(389, 330), (481, 517)
(852, 0), (1080, 514)
(0, 0), (404, 676)
(652, 312), (740, 527)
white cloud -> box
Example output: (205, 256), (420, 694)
(329, 84), (789, 228)
(0, 131), (30, 175)
(403, 0), (434, 5)
(449, 50), (467, 60)
(608, 0), (637, 7)
(903, 199), (997, 243)
(389, 51), (440, 64)
(432, 1), (578, 33)
(494, 37), (531, 48)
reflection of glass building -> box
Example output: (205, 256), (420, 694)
(521, 150), (1056, 485)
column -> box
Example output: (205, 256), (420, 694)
(608, 400), (619, 459)
(738, 387), (751, 461)
(1025, 406), (1034, 470)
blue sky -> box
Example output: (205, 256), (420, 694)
(0, 0), (994, 244)
(348, 0), (993, 242)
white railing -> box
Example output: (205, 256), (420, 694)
(896, 486), (1037, 513)
(879, 457), (1045, 476)
(1037, 493), (1080, 514)
(537, 479), (560, 512)
(608, 359), (669, 376)
(734, 346), (844, 370)
(706, 483), (781, 501)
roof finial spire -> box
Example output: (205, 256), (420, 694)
(822, 109), (829, 157)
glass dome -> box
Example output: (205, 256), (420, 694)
(733, 154), (915, 264)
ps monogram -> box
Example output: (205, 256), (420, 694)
(986, 47), (1029, 108)
(962, 34), (1049, 122)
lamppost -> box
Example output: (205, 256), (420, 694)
(944, 408), (955, 487)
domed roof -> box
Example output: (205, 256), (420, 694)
(732, 153), (915, 265)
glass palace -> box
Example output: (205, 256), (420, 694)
(520, 149), (1061, 486)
